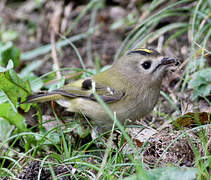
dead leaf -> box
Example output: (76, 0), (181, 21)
(134, 138), (143, 148)
(173, 112), (211, 128)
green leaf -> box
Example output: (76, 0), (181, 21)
(19, 60), (44, 92)
(124, 167), (197, 180)
(199, 84), (211, 97)
(0, 90), (7, 104)
(0, 42), (21, 68)
(26, 72), (43, 92)
(147, 167), (197, 180)
(0, 117), (14, 142)
(189, 76), (206, 88)
(0, 103), (27, 132)
(196, 68), (211, 82)
(0, 59), (14, 72)
(0, 70), (31, 111)
(188, 68), (211, 99)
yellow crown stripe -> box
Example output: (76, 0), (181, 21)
(134, 48), (153, 54)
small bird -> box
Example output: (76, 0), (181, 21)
(24, 48), (178, 132)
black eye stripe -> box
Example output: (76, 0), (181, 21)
(142, 61), (151, 69)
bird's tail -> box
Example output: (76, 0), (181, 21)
(23, 91), (64, 103)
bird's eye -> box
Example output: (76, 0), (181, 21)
(142, 61), (151, 69)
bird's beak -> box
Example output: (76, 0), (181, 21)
(160, 57), (179, 66)
(152, 57), (179, 74)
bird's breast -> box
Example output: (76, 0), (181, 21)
(111, 86), (160, 122)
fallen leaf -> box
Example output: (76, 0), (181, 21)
(173, 112), (210, 128)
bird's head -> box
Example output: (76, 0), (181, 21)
(115, 48), (179, 84)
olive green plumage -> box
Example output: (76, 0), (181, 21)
(24, 48), (177, 131)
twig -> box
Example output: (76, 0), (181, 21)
(51, 31), (62, 79)
(50, 1), (63, 79)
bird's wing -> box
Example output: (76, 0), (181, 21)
(24, 78), (125, 103)
(62, 78), (125, 103)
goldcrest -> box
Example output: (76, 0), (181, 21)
(25, 48), (178, 131)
